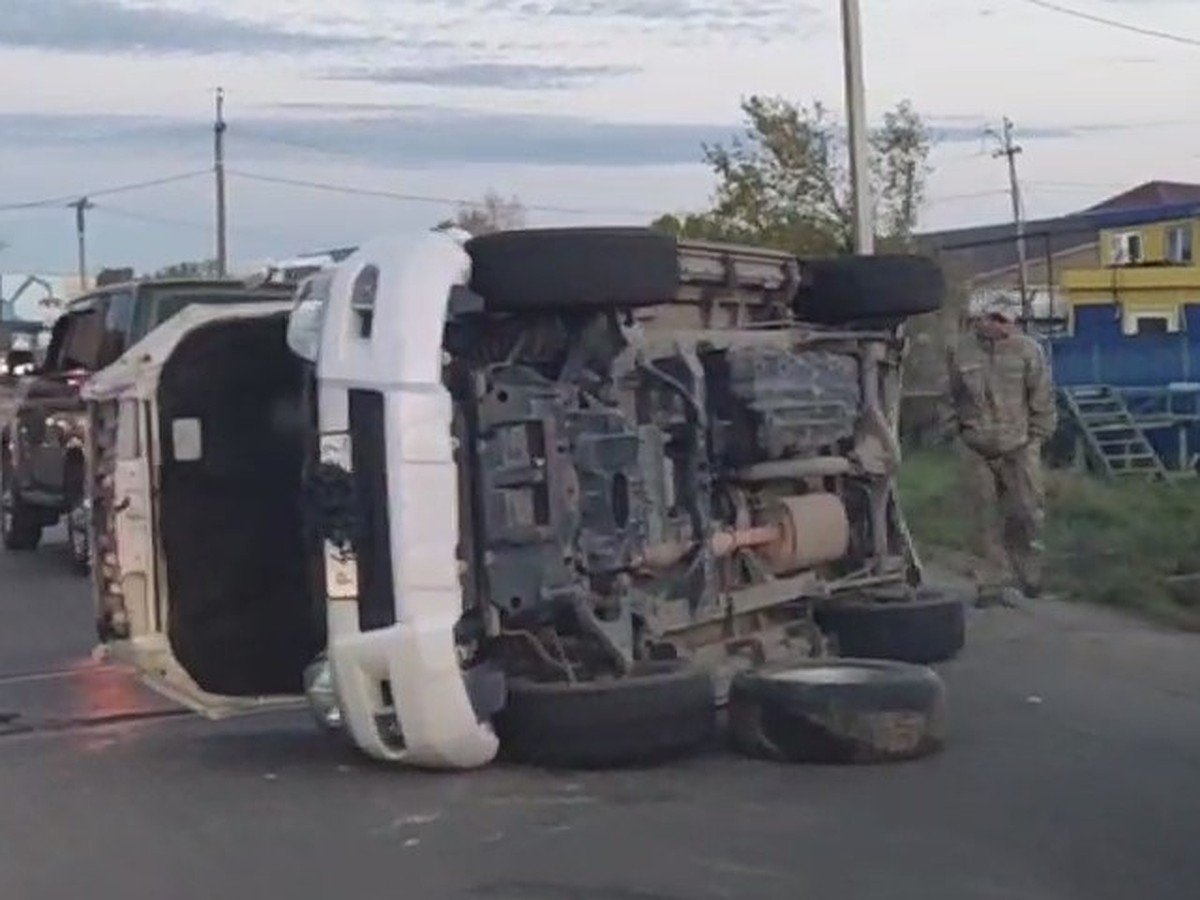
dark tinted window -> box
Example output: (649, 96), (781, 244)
(1135, 316), (1169, 336)
(153, 294), (197, 326)
(100, 289), (137, 366)
(151, 289), (288, 329)
(48, 308), (105, 372)
(351, 265), (379, 338)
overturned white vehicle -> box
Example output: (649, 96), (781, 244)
(82, 227), (961, 770)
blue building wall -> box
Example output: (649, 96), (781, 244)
(1048, 304), (1200, 469)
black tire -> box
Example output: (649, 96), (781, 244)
(466, 227), (681, 311)
(495, 660), (716, 769)
(1, 456), (42, 552)
(794, 254), (946, 324)
(816, 589), (966, 664)
(728, 659), (947, 765)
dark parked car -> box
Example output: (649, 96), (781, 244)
(1, 276), (292, 572)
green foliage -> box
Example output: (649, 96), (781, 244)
(653, 96), (931, 255)
(899, 450), (1200, 627)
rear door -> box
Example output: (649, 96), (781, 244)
(86, 301), (311, 719)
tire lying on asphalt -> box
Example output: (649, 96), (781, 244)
(495, 660), (716, 769)
(728, 659), (947, 765)
(816, 589), (966, 665)
(465, 227), (681, 311)
(793, 254), (946, 324)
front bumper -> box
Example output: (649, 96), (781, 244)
(324, 606), (499, 770)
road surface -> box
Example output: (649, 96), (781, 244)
(2, 533), (1200, 900)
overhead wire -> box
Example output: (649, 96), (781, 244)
(92, 202), (298, 243)
(225, 169), (666, 218)
(0, 170), (210, 213)
(1020, 0), (1200, 48)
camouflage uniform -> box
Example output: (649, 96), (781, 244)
(946, 329), (1057, 599)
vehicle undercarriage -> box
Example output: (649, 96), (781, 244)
(442, 304), (919, 694)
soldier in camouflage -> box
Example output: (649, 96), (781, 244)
(946, 295), (1057, 606)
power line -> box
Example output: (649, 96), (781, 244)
(1021, 0), (1200, 48)
(926, 189), (1011, 204)
(225, 169), (664, 218)
(229, 168), (1008, 219)
(92, 202), (297, 243)
(0, 170), (210, 213)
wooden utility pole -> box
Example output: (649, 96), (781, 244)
(68, 197), (94, 292)
(990, 117), (1030, 320)
(840, 0), (874, 255)
(214, 87), (228, 277)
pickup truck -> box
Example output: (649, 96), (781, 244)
(1, 276), (293, 572)
(82, 227), (962, 770)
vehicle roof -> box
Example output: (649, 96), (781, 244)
(66, 277), (292, 309)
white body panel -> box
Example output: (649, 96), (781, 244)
(315, 230), (497, 769)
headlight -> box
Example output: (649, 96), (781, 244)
(302, 652), (342, 731)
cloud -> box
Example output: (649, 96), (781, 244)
(324, 61), (639, 90)
(431, 0), (823, 40)
(1, 0), (379, 54)
(0, 108), (735, 168)
(483, 0), (810, 24)
(0, 106), (1146, 172)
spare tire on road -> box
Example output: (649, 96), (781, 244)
(794, 254), (946, 324)
(816, 588), (966, 665)
(465, 227), (680, 311)
(494, 660), (716, 769)
(728, 659), (946, 764)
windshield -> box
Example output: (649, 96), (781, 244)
(45, 307), (104, 372)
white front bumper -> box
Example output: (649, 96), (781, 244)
(327, 607), (498, 769)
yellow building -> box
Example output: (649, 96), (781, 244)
(1061, 199), (1200, 336)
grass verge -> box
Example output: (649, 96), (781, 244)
(898, 449), (1200, 629)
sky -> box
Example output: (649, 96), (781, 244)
(0, 0), (1198, 288)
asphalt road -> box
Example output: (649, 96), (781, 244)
(2, 535), (1200, 900)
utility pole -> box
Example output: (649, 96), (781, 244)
(990, 117), (1030, 321)
(68, 197), (94, 292)
(214, 86), (228, 277)
(840, 0), (874, 255)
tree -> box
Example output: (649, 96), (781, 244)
(653, 96), (931, 255)
(154, 259), (221, 279)
(436, 190), (527, 236)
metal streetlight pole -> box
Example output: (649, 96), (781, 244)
(840, 0), (874, 255)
